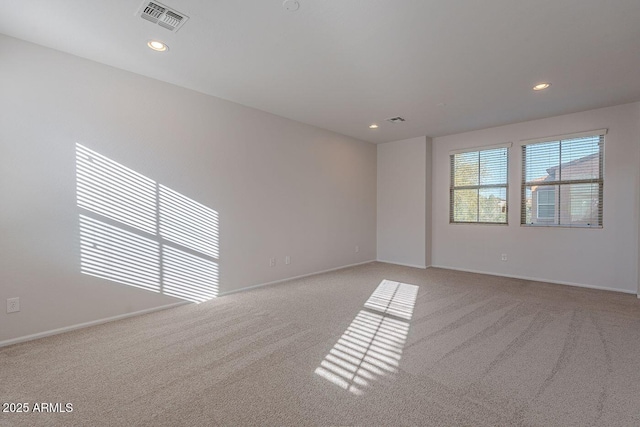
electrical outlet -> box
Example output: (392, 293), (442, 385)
(355, 245), (360, 253)
(501, 254), (508, 262)
(7, 297), (20, 313)
(269, 257), (276, 267)
(285, 256), (291, 265)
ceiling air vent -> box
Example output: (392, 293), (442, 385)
(386, 116), (406, 124)
(137, 1), (189, 32)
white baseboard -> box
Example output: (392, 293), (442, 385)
(1, 261), (377, 348)
(0, 301), (189, 348)
(219, 260), (377, 297)
(431, 264), (637, 295)
(377, 259), (427, 269)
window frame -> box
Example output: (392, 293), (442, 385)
(449, 143), (511, 225)
(520, 130), (605, 228)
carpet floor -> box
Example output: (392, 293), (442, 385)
(2, 262), (640, 426)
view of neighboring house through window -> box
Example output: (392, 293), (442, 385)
(450, 145), (509, 224)
(536, 188), (556, 219)
(521, 130), (605, 227)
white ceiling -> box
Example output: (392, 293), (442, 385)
(2, 0), (640, 143)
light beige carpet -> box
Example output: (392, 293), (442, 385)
(2, 262), (640, 426)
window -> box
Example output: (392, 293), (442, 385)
(521, 130), (605, 227)
(536, 188), (555, 219)
(450, 145), (509, 224)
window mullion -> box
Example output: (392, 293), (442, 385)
(476, 152), (479, 222)
(557, 141), (562, 224)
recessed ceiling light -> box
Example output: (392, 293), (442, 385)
(147, 40), (168, 52)
(369, 124), (379, 129)
(533, 82), (551, 91)
(283, 0), (300, 11)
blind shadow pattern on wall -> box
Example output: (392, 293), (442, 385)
(76, 143), (219, 302)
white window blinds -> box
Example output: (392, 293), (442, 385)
(521, 131), (604, 227)
(450, 146), (509, 224)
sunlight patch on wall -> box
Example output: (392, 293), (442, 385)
(159, 185), (219, 259)
(76, 143), (219, 303)
(79, 215), (160, 292)
(315, 280), (418, 395)
(163, 245), (218, 302)
(76, 144), (156, 234)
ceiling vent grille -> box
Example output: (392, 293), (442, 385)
(386, 116), (406, 124)
(137, 1), (189, 32)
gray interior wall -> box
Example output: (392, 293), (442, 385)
(431, 102), (640, 293)
(376, 137), (427, 268)
(0, 35), (377, 343)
